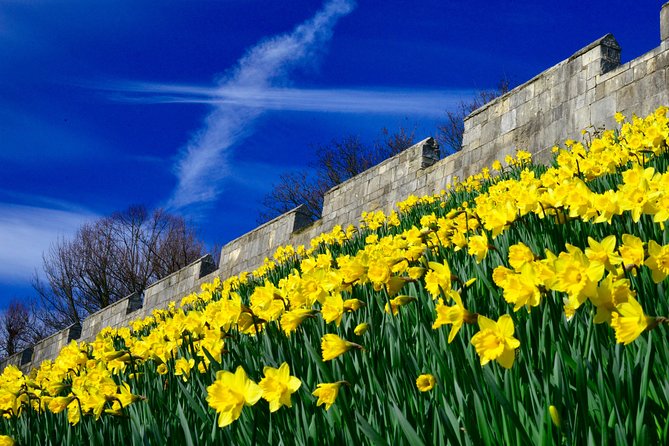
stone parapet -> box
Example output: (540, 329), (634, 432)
(218, 205), (311, 279)
(321, 137), (439, 228)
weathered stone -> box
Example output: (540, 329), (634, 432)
(591, 95), (617, 126)
(500, 109), (517, 134)
(662, 2), (669, 42)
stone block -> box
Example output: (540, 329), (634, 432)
(568, 58), (585, 79)
(509, 90), (525, 108)
(583, 88), (596, 108)
(647, 57), (657, 74)
(499, 97), (511, 114)
(662, 2), (669, 42)
(647, 69), (667, 93)
(586, 76), (597, 91)
(515, 102), (534, 124)
(419, 138), (440, 167)
(594, 82), (607, 101)
(550, 103), (566, 122)
(591, 95), (617, 126)
(621, 67), (635, 86)
(500, 109), (517, 134)
(532, 75), (546, 93)
(580, 47), (598, 65)
(487, 103), (503, 120)
(536, 91), (551, 112)
(501, 133), (514, 150)
(617, 83), (640, 112)
(585, 62), (601, 79)
(657, 50), (669, 70)
(480, 119), (498, 144)
(572, 106), (592, 132)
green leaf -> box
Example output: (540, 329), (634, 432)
(177, 402), (195, 446)
(176, 378), (210, 426)
(391, 404), (426, 446)
(483, 369), (534, 445)
(355, 412), (387, 445)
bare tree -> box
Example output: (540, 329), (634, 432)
(260, 171), (325, 222)
(437, 78), (511, 153)
(259, 127), (416, 223)
(375, 126), (416, 159)
(0, 301), (31, 357)
(33, 205), (205, 332)
(314, 135), (375, 187)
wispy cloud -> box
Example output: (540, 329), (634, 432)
(0, 203), (97, 282)
(161, 0), (356, 210)
(103, 82), (473, 117)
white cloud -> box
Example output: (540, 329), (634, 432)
(165, 0), (356, 210)
(0, 203), (96, 282)
(105, 83), (473, 117)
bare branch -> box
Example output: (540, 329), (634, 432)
(33, 205), (205, 334)
(259, 126), (416, 223)
(0, 300), (32, 357)
(437, 78), (511, 153)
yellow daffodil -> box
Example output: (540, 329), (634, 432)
(549, 405), (561, 427)
(66, 398), (82, 425)
(470, 314), (521, 369)
(467, 233), (489, 263)
(312, 382), (346, 411)
(354, 322), (369, 336)
(425, 261), (453, 299)
(584, 235), (621, 271)
(408, 267), (426, 279)
(645, 240), (669, 283)
(492, 264), (542, 311)
(206, 366), (262, 428)
(259, 363), (302, 413)
(47, 396), (75, 414)
(367, 261), (392, 291)
(552, 245), (603, 309)
(384, 295), (417, 316)
(321, 334), (362, 361)
(281, 308), (317, 335)
(343, 298), (366, 311)
(416, 374), (436, 392)
(174, 358), (195, 381)
(508, 242), (535, 271)
(590, 274), (633, 324)
(321, 294), (345, 326)
(619, 234), (645, 269)
(610, 296), (651, 345)
(432, 291), (475, 343)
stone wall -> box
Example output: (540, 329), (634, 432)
(460, 35), (621, 168)
(79, 292), (143, 343)
(456, 33), (669, 174)
(4, 4), (669, 374)
(140, 255), (217, 317)
(218, 205), (311, 279)
(30, 323), (81, 371)
(1, 255), (217, 373)
(321, 138), (440, 227)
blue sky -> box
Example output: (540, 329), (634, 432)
(0, 0), (662, 307)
